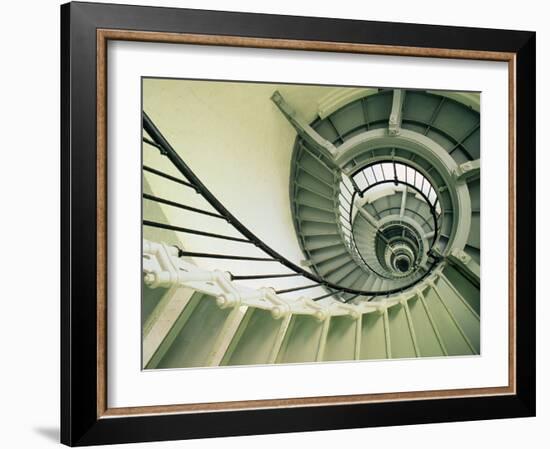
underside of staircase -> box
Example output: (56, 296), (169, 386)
(142, 84), (481, 369)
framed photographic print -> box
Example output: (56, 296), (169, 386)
(61, 1), (536, 446)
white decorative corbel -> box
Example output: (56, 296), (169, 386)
(215, 271), (242, 309)
(264, 289), (292, 319)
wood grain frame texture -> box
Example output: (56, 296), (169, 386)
(96, 29), (516, 418)
(62, 1), (535, 446)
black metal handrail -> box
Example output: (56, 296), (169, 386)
(358, 172), (442, 256)
(350, 161), (441, 215)
(347, 186), (439, 279)
(143, 111), (439, 300)
(337, 177), (390, 280)
(351, 179), (440, 250)
(341, 167), (441, 283)
(143, 193), (226, 219)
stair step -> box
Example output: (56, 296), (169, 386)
(299, 216), (340, 226)
(354, 231), (376, 242)
(295, 171), (335, 198)
(295, 182), (334, 202)
(294, 200), (334, 215)
(362, 204), (378, 217)
(323, 260), (358, 283)
(315, 253), (354, 272)
(372, 277), (383, 291)
(317, 256), (355, 278)
(354, 230), (376, 243)
(301, 230), (340, 238)
(354, 239), (374, 250)
(296, 163), (334, 187)
(300, 220), (338, 232)
(308, 246), (348, 264)
(338, 271), (366, 299)
(361, 275), (377, 291)
(295, 189), (334, 210)
(354, 213), (376, 226)
(336, 266), (365, 289)
(297, 149), (335, 183)
(350, 269), (371, 287)
(332, 261), (360, 284)
(296, 205), (336, 223)
(303, 234), (344, 250)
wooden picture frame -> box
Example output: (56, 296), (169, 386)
(61, 1), (536, 446)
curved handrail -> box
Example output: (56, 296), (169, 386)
(143, 111), (438, 298)
(343, 182), (438, 280)
(353, 179), (440, 249)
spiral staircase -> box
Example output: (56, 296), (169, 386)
(142, 86), (481, 369)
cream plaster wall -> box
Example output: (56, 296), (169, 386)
(143, 78), (340, 290)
